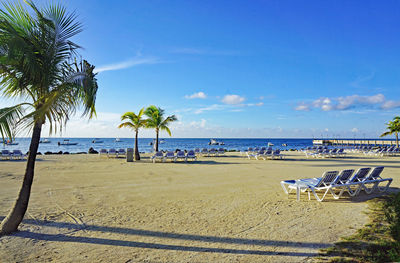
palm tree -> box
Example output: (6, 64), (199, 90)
(144, 105), (177, 152)
(118, 109), (147, 160)
(0, 1), (98, 235)
(380, 116), (400, 147)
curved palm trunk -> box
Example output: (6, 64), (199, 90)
(396, 132), (399, 148)
(155, 129), (159, 152)
(0, 122), (42, 236)
(134, 130), (140, 161)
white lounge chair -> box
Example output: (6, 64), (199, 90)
(99, 149), (108, 156)
(1, 150), (11, 160)
(334, 167), (371, 197)
(117, 148), (126, 158)
(11, 150), (25, 160)
(151, 151), (164, 163)
(281, 170), (340, 201)
(208, 148), (217, 156)
(164, 151), (176, 162)
(186, 150), (197, 161)
(217, 148), (225, 156)
(201, 148), (209, 157)
(107, 149), (117, 158)
(175, 151), (186, 162)
(358, 167), (392, 194)
(247, 150), (265, 160)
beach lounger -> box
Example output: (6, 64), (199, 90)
(151, 151), (165, 163)
(218, 148), (225, 156)
(334, 167), (371, 197)
(280, 170), (340, 201)
(117, 148), (126, 158)
(107, 148), (117, 158)
(194, 148), (200, 155)
(358, 167), (392, 194)
(186, 150), (197, 161)
(201, 148), (209, 157)
(99, 149), (108, 156)
(11, 150), (25, 160)
(1, 150), (11, 160)
(272, 149), (283, 159)
(164, 151), (176, 162)
(247, 150), (265, 160)
(175, 150), (187, 162)
(209, 148), (217, 156)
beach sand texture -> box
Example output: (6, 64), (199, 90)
(0, 152), (398, 262)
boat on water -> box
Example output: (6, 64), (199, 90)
(208, 139), (224, 145)
(40, 139), (51, 144)
(282, 143), (287, 147)
(92, 138), (104, 143)
(58, 139), (78, 146)
(267, 142), (274, 146)
(115, 138), (122, 142)
(3, 139), (18, 145)
(149, 139), (165, 146)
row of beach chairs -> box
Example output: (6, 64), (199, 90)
(304, 148), (346, 158)
(363, 146), (400, 157)
(281, 167), (392, 201)
(99, 148), (126, 158)
(0, 150), (26, 160)
(151, 150), (197, 163)
(194, 148), (225, 157)
(246, 149), (283, 160)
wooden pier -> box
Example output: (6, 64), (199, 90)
(313, 139), (398, 146)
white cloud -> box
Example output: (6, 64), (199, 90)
(296, 94), (387, 112)
(95, 57), (160, 73)
(221, 94), (245, 105)
(184, 92), (207, 99)
(351, 128), (359, 133)
(381, 100), (400, 109)
(294, 104), (310, 111)
(195, 104), (224, 114)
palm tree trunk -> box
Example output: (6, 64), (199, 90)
(0, 121), (42, 236)
(134, 130), (140, 161)
(396, 132), (399, 148)
(155, 129), (159, 152)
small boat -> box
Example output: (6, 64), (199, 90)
(282, 143), (287, 147)
(208, 139), (224, 145)
(92, 138), (104, 143)
(115, 138), (122, 142)
(58, 139), (78, 146)
(5, 140), (18, 145)
(267, 142), (274, 146)
(40, 139), (51, 144)
(150, 139), (164, 146)
(160, 139), (165, 144)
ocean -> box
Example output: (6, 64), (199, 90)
(1, 138), (316, 154)
(2, 137), (395, 154)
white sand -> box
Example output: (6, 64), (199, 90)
(0, 151), (398, 262)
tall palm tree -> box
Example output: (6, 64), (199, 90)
(380, 116), (400, 147)
(0, 1), (98, 236)
(144, 105), (177, 152)
(118, 108), (147, 160)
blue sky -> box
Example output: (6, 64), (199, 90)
(2, 0), (400, 138)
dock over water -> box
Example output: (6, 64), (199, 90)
(313, 139), (397, 146)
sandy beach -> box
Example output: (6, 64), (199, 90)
(0, 151), (398, 262)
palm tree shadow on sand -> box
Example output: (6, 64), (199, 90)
(1, 216), (331, 257)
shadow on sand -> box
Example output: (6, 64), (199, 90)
(0, 216), (329, 257)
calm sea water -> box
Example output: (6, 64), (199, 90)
(2, 138), (395, 154)
(1, 138), (315, 153)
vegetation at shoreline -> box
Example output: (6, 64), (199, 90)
(380, 116), (400, 147)
(317, 193), (400, 262)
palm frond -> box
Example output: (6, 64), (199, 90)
(0, 104), (24, 140)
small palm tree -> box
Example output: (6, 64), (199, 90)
(380, 116), (400, 147)
(118, 109), (147, 160)
(0, 1), (98, 235)
(144, 105), (177, 152)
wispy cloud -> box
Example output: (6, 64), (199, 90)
(95, 57), (161, 73)
(185, 92), (207, 99)
(221, 94), (245, 105)
(381, 100), (400, 110)
(195, 104), (225, 114)
(295, 94), (390, 112)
